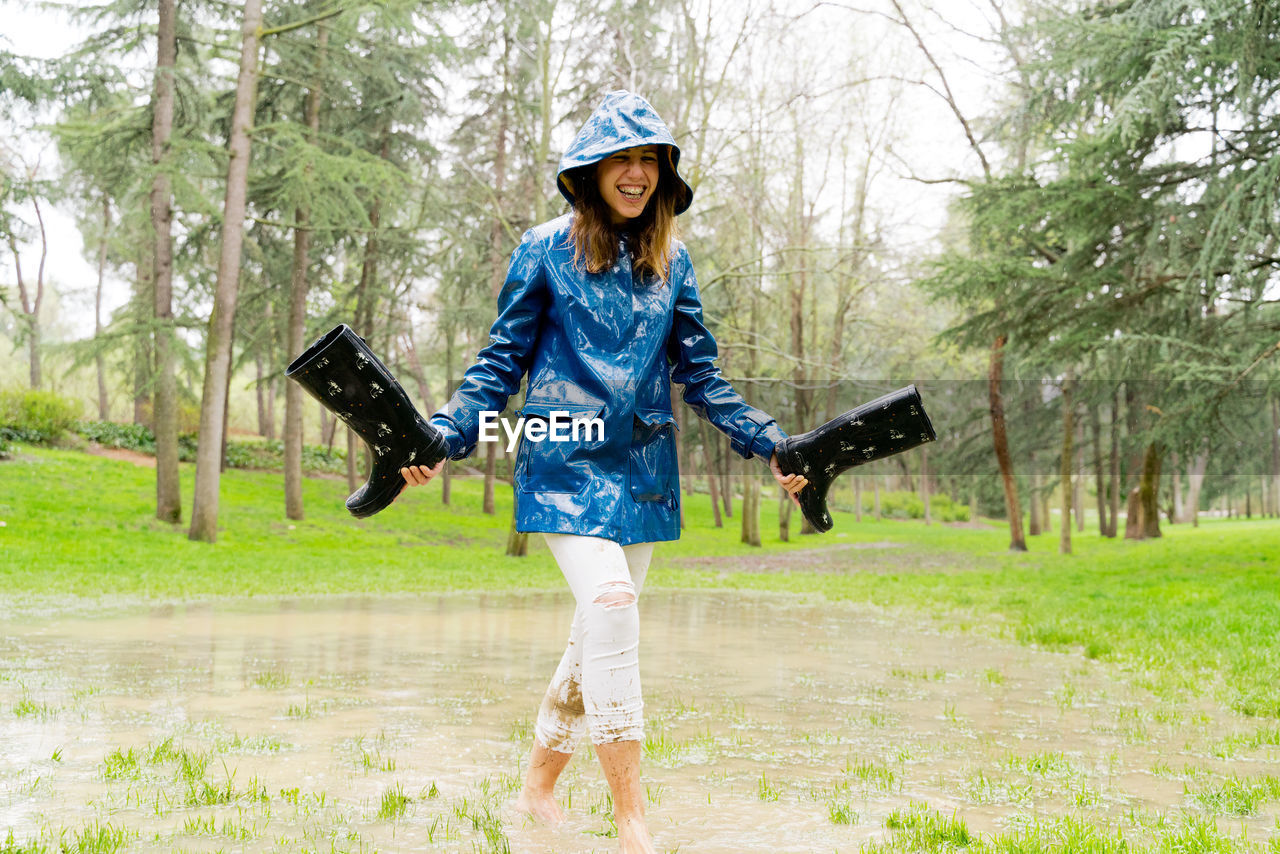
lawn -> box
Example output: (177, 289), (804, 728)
(3, 445), (1280, 853)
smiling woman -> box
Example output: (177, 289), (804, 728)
(396, 90), (808, 854)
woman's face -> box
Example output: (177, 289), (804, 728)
(595, 146), (661, 224)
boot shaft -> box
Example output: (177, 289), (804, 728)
(286, 323), (447, 517)
(776, 385), (937, 533)
(829, 385), (936, 467)
(286, 325), (423, 452)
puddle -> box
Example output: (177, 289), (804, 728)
(1, 592), (1277, 852)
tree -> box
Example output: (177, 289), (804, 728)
(282, 16), (328, 522)
(189, 0), (265, 543)
(2, 158), (51, 390)
(151, 0), (181, 523)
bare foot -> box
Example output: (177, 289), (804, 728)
(514, 787), (565, 826)
(616, 815), (656, 854)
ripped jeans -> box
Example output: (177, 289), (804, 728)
(535, 533), (656, 752)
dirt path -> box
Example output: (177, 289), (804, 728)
(84, 443), (156, 468)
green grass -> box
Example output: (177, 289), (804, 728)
(4, 446), (1280, 722)
(6, 446), (1280, 853)
(376, 784), (410, 820)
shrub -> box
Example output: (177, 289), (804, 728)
(77, 421), (157, 454)
(0, 388), (83, 444)
(858, 490), (970, 522)
(222, 438), (347, 474)
(73, 421), (346, 474)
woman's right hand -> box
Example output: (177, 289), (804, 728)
(397, 460), (446, 498)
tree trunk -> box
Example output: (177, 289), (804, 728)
(1124, 485), (1144, 539)
(989, 335), (1026, 550)
(1059, 372), (1073, 555)
(1123, 383), (1146, 533)
(320, 407), (336, 449)
(673, 403), (686, 530)
(1185, 451), (1207, 527)
(133, 259), (152, 427)
(483, 442), (498, 515)
(854, 475), (863, 522)
(9, 198), (48, 389)
(283, 21), (326, 522)
(1170, 452), (1183, 523)
(720, 436), (734, 520)
(400, 329), (435, 414)
(506, 509), (528, 556)
(441, 334), (454, 506)
(1271, 395), (1280, 518)
(700, 423), (723, 528)
(283, 218), (312, 521)
(740, 458), (761, 546)
(921, 446), (931, 525)
(778, 489), (791, 542)
(1090, 399), (1108, 535)
(1028, 472), (1042, 536)
(1140, 442), (1163, 538)
(151, 0), (181, 524)
(874, 476), (882, 521)
(188, 0), (264, 543)
(263, 301), (276, 440)
(1107, 386), (1120, 537)
(1074, 418), (1085, 532)
(219, 329), (234, 472)
(95, 199), (111, 420)
(255, 354), (268, 437)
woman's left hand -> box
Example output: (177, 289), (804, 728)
(770, 451), (809, 507)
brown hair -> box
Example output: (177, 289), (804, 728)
(566, 151), (684, 285)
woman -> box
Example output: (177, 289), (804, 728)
(400, 90), (807, 854)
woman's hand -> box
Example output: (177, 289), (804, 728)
(397, 460), (446, 500)
(769, 451), (809, 507)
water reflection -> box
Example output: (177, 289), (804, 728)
(0, 592), (1276, 852)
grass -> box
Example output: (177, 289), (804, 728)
(1187, 774), (1280, 816)
(3, 446), (1279, 723)
(5, 446), (1280, 851)
(376, 784), (410, 820)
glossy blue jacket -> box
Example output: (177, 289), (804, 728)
(429, 91), (786, 545)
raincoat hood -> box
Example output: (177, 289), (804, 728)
(556, 90), (694, 215)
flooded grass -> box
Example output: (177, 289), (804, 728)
(4, 450), (1280, 850)
(3, 594), (1279, 852)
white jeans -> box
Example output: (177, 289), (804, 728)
(535, 533), (656, 752)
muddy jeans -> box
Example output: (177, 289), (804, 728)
(535, 533), (656, 752)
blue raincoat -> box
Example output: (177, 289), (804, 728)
(429, 91), (786, 545)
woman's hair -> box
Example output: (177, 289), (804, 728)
(566, 151), (683, 284)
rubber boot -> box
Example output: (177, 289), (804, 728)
(774, 385), (937, 533)
(285, 324), (448, 518)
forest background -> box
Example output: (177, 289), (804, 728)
(1, 0), (1278, 552)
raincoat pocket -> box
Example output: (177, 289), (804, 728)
(629, 409), (678, 505)
(515, 397), (606, 495)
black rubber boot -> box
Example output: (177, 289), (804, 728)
(285, 324), (448, 518)
(774, 385), (937, 533)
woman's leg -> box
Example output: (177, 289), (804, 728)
(517, 604), (586, 824)
(516, 535), (654, 844)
